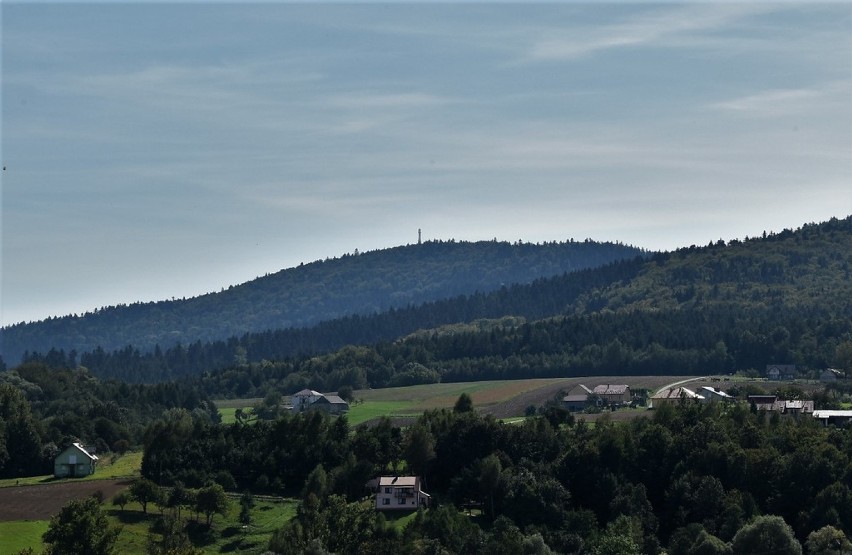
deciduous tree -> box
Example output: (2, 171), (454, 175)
(43, 497), (119, 555)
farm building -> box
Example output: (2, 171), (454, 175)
(699, 387), (735, 403)
(812, 410), (852, 427)
(291, 389), (324, 412)
(54, 443), (98, 478)
(650, 387), (703, 408)
(311, 394), (349, 415)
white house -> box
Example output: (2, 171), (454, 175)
(374, 476), (430, 511)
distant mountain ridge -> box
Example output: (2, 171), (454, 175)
(0, 239), (645, 365)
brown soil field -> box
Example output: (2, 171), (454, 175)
(0, 479), (131, 521)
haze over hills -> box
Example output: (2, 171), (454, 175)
(0, 239), (644, 365)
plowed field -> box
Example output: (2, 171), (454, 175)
(0, 479), (130, 521)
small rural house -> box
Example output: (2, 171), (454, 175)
(593, 385), (631, 405)
(562, 384), (593, 411)
(562, 394), (590, 412)
(291, 389), (349, 414)
(820, 369), (841, 382)
(54, 442), (98, 478)
(310, 394), (349, 415)
(291, 389), (324, 412)
(372, 476), (430, 511)
(650, 387), (704, 408)
(766, 364), (796, 381)
(748, 395), (814, 416)
(747, 395), (777, 411)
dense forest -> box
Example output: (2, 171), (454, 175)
(139, 398), (852, 554)
(24, 216), (851, 392)
(0, 362), (216, 479)
(1, 239), (643, 364)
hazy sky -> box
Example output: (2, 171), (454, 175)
(2, 2), (851, 326)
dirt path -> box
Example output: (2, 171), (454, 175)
(0, 479), (131, 521)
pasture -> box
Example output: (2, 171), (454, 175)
(214, 375), (704, 426)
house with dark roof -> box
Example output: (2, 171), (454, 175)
(311, 394), (349, 415)
(766, 364), (796, 381)
(593, 384), (631, 405)
(291, 389), (349, 414)
(54, 442), (98, 478)
(562, 394), (590, 412)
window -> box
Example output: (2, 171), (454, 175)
(384, 487), (392, 494)
(398, 497), (406, 504)
(382, 498), (390, 505)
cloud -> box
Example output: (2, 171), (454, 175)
(712, 81), (851, 118)
(523, 4), (776, 62)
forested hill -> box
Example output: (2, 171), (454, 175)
(23, 216), (852, 388)
(187, 216), (852, 396)
(0, 239), (643, 365)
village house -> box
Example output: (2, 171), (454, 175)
(562, 384), (593, 411)
(748, 395), (814, 415)
(290, 389), (349, 414)
(592, 384), (631, 405)
(371, 476), (430, 511)
(766, 364), (796, 381)
(650, 387), (703, 408)
(819, 369), (842, 382)
(291, 389), (324, 412)
(310, 394), (349, 415)
(54, 442), (98, 478)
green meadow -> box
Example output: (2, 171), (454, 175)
(108, 497), (298, 555)
(0, 520), (49, 555)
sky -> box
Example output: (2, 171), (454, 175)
(2, 2), (851, 326)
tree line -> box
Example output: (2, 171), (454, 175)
(138, 397), (852, 554)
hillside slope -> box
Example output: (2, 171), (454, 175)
(188, 216), (852, 396)
(1, 239), (643, 364)
(47, 216), (852, 388)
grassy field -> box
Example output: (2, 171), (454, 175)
(0, 520), (49, 554)
(0, 451), (143, 489)
(109, 497), (298, 554)
(1, 494), (298, 554)
(214, 376), (708, 427)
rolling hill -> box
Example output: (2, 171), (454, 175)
(1, 239), (644, 366)
(32, 216), (850, 389)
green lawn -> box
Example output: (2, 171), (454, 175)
(0, 520), (49, 554)
(384, 510), (420, 531)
